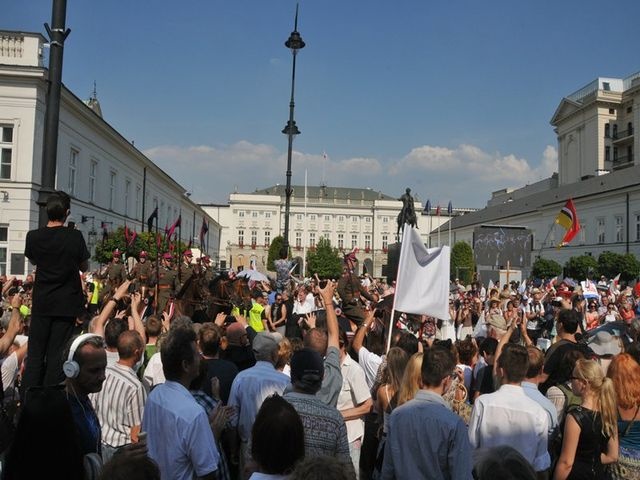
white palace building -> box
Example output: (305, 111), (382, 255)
(0, 31), (221, 276)
(442, 70), (640, 278)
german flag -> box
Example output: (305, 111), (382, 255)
(555, 199), (580, 247)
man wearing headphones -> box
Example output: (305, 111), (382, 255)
(63, 333), (107, 456)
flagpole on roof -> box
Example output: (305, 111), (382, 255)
(448, 201), (452, 248)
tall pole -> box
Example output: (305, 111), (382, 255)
(141, 167), (147, 231)
(282, 4), (305, 256)
(37, 0), (71, 227)
(302, 169), (307, 277)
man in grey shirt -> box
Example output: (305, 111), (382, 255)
(381, 346), (472, 480)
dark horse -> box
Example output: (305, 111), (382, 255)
(175, 271), (253, 323)
(207, 273), (253, 320)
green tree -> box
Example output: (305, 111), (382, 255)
(267, 236), (285, 271)
(450, 241), (475, 284)
(306, 237), (343, 279)
(94, 227), (186, 264)
(564, 254), (599, 280)
(598, 251), (640, 282)
(532, 257), (563, 279)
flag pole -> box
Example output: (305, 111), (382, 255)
(303, 169), (307, 277)
(448, 215), (451, 247)
(437, 209), (441, 247)
(387, 224), (409, 353)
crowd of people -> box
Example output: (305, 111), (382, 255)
(2, 191), (640, 479)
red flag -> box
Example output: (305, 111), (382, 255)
(124, 224), (130, 245)
(156, 232), (162, 250)
(435, 205), (441, 216)
(556, 199), (580, 247)
(128, 230), (137, 247)
(199, 218), (209, 246)
(166, 215), (181, 239)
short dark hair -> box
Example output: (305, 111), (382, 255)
(104, 319), (128, 349)
(479, 337), (498, 357)
(395, 332), (419, 356)
(145, 316), (162, 337)
(116, 330), (144, 360)
(161, 327), (197, 380)
(558, 309), (579, 334)
(198, 323), (222, 357)
(46, 191), (71, 222)
(251, 395), (304, 475)
(303, 328), (328, 356)
(497, 344), (529, 383)
(421, 346), (455, 388)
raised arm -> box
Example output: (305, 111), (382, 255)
(0, 294), (24, 355)
(316, 276), (339, 350)
(129, 291), (146, 341)
(92, 280), (131, 337)
(353, 309), (375, 354)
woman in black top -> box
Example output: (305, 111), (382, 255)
(554, 358), (619, 479)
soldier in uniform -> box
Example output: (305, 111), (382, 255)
(177, 249), (194, 292)
(337, 251), (378, 327)
(130, 250), (152, 296)
(155, 252), (177, 314)
(106, 249), (126, 294)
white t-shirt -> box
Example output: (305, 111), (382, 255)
(143, 352), (165, 389)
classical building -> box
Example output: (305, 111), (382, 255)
(0, 31), (221, 275)
(444, 70), (640, 280)
(202, 185), (473, 277)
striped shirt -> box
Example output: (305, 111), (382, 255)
(90, 362), (147, 447)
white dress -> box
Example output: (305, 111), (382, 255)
(438, 316), (457, 342)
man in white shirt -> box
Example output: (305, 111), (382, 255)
(337, 329), (372, 478)
(469, 343), (550, 474)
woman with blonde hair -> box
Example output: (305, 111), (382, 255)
(607, 353), (640, 479)
(397, 352), (423, 406)
(553, 359), (618, 479)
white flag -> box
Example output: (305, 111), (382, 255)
(394, 225), (450, 320)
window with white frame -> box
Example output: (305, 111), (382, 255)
(309, 214), (315, 221)
(238, 229), (244, 245)
(109, 171), (116, 210)
(351, 216), (358, 223)
(351, 234), (358, 248)
(309, 232), (316, 247)
(251, 230), (257, 245)
(264, 230), (271, 246)
(324, 215), (331, 221)
(597, 218), (605, 244)
(365, 234), (371, 249)
(579, 220), (587, 244)
(636, 214), (640, 241)
(239, 211), (245, 218)
(296, 214), (303, 221)
(265, 212), (271, 219)
(365, 217), (372, 223)
(338, 215), (345, 222)
(0, 225), (7, 275)
(338, 233), (344, 249)
(252, 211), (258, 218)
(89, 160), (97, 203)
(382, 216), (388, 223)
(382, 235), (388, 249)
(124, 179), (131, 217)
(68, 148), (78, 196)
(615, 215), (624, 242)
(296, 232), (302, 248)
(0, 126), (14, 180)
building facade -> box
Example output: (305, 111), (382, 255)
(202, 185), (468, 278)
(444, 70), (640, 280)
(0, 31), (221, 275)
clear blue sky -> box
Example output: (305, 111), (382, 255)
(6, 0), (639, 208)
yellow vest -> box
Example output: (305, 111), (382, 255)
(90, 280), (102, 305)
(248, 302), (265, 332)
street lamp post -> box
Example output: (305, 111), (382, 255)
(281, 4), (305, 255)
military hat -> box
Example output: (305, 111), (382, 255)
(113, 249), (121, 257)
(162, 252), (173, 260)
(183, 249), (193, 257)
(139, 250), (147, 258)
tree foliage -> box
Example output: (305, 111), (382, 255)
(94, 227), (186, 264)
(450, 241), (475, 284)
(306, 237), (343, 279)
(564, 254), (599, 280)
(532, 257), (563, 279)
(267, 236), (285, 271)
(597, 251), (640, 282)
